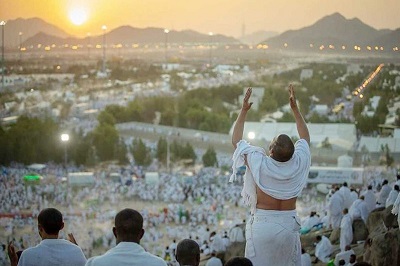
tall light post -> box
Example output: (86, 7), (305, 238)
(87, 32), (91, 58)
(208, 32), (213, 68)
(61, 133), (70, 168)
(102, 25), (107, 74)
(164, 29), (169, 67)
(18, 32), (22, 62)
(1, 20), (6, 90)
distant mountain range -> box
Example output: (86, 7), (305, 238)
(1, 14), (399, 52)
(262, 13), (399, 51)
(239, 30), (278, 45)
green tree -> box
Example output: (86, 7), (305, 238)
(131, 138), (152, 166)
(202, 147), (218, 167)
(115, 138), (129, 164)
(91, 123), (119, 161)
(156, 137), (168, 164)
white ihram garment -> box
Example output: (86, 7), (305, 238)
(231, 139), (311, 266)
(339, 214), (353, 252)
(391, 193), (400, 226)
(329, 192), (344, 229)
(315, 236), (332, 263)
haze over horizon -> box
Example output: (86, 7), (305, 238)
(1, 0), (400, 38)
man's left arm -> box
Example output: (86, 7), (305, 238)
(232, 87), (253, 148)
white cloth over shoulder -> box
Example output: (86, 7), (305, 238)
(231, 139), (311, 214)
(18, 239), (86, 266)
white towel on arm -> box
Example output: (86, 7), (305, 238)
(231, 139), (311, 214)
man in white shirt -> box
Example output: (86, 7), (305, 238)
(334, 245), (354, 266)
(85, 208), (167, 266)
(339, 209), (353, 252)
(329, 188), (344, 229)
(349, 196), (369, 224)
(314, 235), (332, 263)
(386, 185), (399, 208)
(378, 180), (391, 207)
(339, 183), (353, 209)
(301, 248), (311, 266)
(9, 208), (86, 266)
(228, 224), (245, 243)
(205, 252), (223, 266)
(362, 185), (376, 213)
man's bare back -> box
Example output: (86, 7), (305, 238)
(256, 187), (297, 210)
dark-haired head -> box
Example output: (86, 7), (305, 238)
(113, 208), (144, 244)
(269, 134), (294, 162)
(225, 257), (253, 266)
(37, 208), (64, 236)
(176, 239), (200, 266)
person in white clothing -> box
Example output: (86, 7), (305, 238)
(8, 208), (86, 266)
(362, 185), (376, 213)
(205, 252), (223, 266)
(340, 209), (353, 252)
(329, 188), (344, 229)
(231, 85), (311, 266)
(301, 211), (320, 233)
(314, 235), (332, 263)
(391, 191), (400, 226)
(85, 208), (167, 266)
(385, 185), (399, 208)
(377, 180), (391, 207)
(349, 196), (369, 224)
(334, 245), (354, 266)
(346, 254), (357, 266)
(339, 183), (353, 209)
(229, 224), (245, 243)
(349, 188), (358, 206)
(301, 248), (311, 266)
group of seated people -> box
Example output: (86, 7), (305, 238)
(6, 207), (252, 266)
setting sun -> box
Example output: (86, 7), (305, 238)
(68, 7), (88, 26)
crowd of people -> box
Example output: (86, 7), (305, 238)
(1, 85), (399, 266)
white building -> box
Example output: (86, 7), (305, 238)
(229, 122), (356, 151)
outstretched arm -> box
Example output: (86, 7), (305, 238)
(232, 87), (253, 148)
(289, 84), (310, 145)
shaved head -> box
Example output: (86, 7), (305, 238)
(269, 134), (295, 162)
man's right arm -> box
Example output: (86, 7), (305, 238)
(289, 84), (310, 145)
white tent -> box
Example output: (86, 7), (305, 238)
(27, 164), (46, 170)
(145, 172), (159, 185)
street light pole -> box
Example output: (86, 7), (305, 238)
(208, 32), (213, 68)
(0, 20), (6, 90)
(61, 133), (70, 168)
(164, 29), (169, 68)
(102, 25), (107, 74)
(19, 31), (22, 62)
(87, 32), (91, 58)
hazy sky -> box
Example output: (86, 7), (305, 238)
(1, 0), (399, 37)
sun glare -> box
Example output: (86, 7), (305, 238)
(69, 7), (88, 26)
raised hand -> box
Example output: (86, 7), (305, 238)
(7, 241), (18, 266)
(68, 233), (78, 246)
(288, 84), (298, 110)
(242, 87), (253, 112)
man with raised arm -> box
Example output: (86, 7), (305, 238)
(231, 85), (311, 266)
